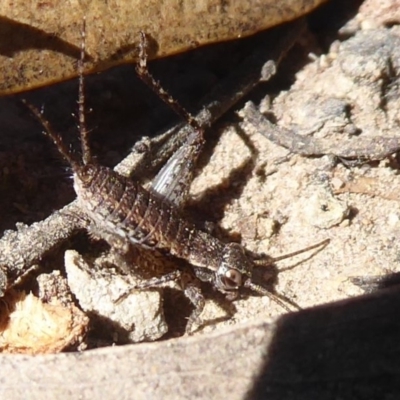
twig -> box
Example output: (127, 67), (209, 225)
(242, 101), (400, 160)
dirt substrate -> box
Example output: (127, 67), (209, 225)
(0, 0), (400, 398)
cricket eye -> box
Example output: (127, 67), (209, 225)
(221, 269), (242, 289)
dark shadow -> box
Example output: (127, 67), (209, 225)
(187, 147), (257, 224)
(0, 16), (88, 59)
(247, 287), (400, 399)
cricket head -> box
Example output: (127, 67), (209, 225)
(215, 238), (329, 311)
(214, 242), (254, 299)
(215, 242), (297, 312)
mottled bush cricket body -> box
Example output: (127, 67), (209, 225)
(24, 22), (329, 333)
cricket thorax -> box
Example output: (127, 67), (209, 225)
(73, 163), (226, 270)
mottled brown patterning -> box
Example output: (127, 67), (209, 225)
(24, 27), (329, 333)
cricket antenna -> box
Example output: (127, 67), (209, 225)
(244, 279), (301, 312)
(22, 18), (92, 172)
(254, 238), (330, 266)
(22, 100), (81, 172)
(135, 32), (204, 139)
(77, 15), (92, 166)
(247, 238), (330, 312)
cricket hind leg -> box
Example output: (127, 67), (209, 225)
(76, 16), (93, 166)
(24, 17), (94, 171)
(136, 32), (206, 208)
(183, 281), (206, 334)
(136, 32), (204, 135)
(130, 268), (231, 335)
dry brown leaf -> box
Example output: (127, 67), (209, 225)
(0, 291), (88, 354)
(0, 0), (327, 93)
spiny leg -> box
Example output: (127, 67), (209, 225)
(115, 270), (183, 303)
(22, 101), (81, 172)
(77, 16), (92, 166)
(114, 267), (206, 334)
(136, 32), (206, 207)
(22, 17), (92, 172)
(183, 281), (205, 334)
(136, 31), (203, 134)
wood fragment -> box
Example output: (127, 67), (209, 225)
(0, 290), (88, 354)
(242, 101), (400, 160)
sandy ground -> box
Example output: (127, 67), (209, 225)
(1, 0), (400, 351)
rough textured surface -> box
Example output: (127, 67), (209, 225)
(0, 20), (303, 342)
(65, 250), (167, 342)
(1, 0), (400, 397)
(0, 290), (88, 354)
(0, 0), (327, 94)
(1, 288), (400, 399)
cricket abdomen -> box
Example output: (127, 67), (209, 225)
(73, 164), (223, 270)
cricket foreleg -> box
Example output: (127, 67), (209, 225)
(183, 282), (205, 335)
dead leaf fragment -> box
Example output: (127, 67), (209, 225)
(0, 0), (327, 93)
(0, 291), (88, 354)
